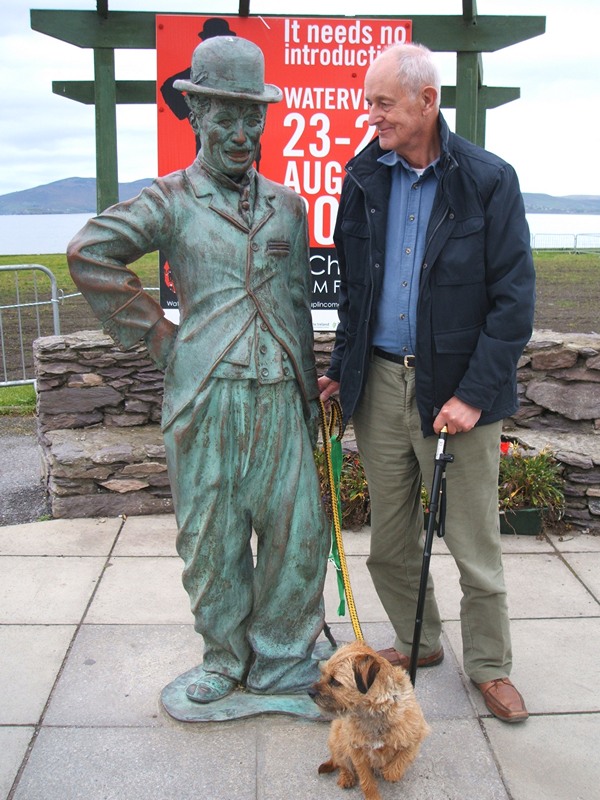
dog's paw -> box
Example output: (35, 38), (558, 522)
(381, 756), (410, 783)
(337, 768), (357, 789)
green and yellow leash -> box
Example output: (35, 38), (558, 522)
(318, 397), (364, 643)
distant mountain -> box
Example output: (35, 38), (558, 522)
(0, 177), (153, 215)
(0, 178), (599, 215)
(523, 193), (600, 214)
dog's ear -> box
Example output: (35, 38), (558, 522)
(353, 654), (381, 694)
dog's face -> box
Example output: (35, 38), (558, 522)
(309, 641), (404, 715)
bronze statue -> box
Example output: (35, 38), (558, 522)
(68, 37), (329, 710)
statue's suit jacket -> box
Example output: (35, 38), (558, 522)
(67, 159), (318, 430)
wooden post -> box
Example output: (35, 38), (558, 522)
(93, 47), (119, 212)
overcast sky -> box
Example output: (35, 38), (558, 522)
(1, 0), (598, 198)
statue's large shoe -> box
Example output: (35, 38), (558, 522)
(186, 670), (237, 704)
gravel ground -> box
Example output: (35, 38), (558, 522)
(0, 416), (50, 526)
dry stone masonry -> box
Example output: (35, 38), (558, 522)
(34, 329), (600, 531)
(35, 331), (172, 519)
(503, 330), (600, 532)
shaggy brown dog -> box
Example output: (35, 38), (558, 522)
(308, 642), (429, 800)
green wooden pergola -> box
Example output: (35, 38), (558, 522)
(30, 0), (545, 213)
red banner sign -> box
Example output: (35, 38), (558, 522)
(156, 15), (412, 328)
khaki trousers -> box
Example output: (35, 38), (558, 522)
(353, 354), (512, 683)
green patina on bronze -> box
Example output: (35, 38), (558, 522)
(67, 37), (330, 719)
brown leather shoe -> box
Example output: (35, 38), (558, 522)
(378, 646), (444, 670)
(475, 677), (529, 723)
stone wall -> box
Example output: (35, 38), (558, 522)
(34, 331), (172, 519)
(504, 330), (600, 532)
(34, 329), (600, 530)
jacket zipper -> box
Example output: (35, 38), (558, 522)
(346, 165), (376, 384)
(423, 158), (455, 263)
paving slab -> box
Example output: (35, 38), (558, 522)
(0, 727), (34, 799)
(337, 527), (371, 555)
(498, 532), (555, 553)
(12, 724), (259, 800)
(44, 624), (201, 727)
(186, 714), (513, 800)
(430, 551), (599, 621)
(445, 618), (600, 714)
(84, 556), (190, 624)
(0, 517), (120, 555)
(547, 530), (600, 552)
(323, 554), (387, 623)
(0, 556), (106, 624)
(0, 625), (75, 725)
(113, 514), (178, 556)
(256, 717), (333, 800)
(3, 515), (599, 800)
(483, 713), (600, 800)
(397, 718), (509, 800)
(559, 551), (600, 599)
(503, 552), (599, 617)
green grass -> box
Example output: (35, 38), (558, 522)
(0, 252), (160, 297)
(533, 249), (599, 282)
(531, 250), (599, 333)
(0, 384), (36, 415)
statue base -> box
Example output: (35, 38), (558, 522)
(161, 641), (336, 723)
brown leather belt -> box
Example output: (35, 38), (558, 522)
(373, 347), (416, 368)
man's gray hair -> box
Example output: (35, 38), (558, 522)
(384, 43), (441, 106)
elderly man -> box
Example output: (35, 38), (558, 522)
(319, 43), (535, 723)
(68, 37), (329, 704)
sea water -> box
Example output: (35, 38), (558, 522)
(0, 212), (599, 257)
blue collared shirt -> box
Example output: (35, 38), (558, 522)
(372, 150), (441, 356)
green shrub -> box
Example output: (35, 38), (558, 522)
(315, 446), (371, 530)
(498, 440), (565, 521)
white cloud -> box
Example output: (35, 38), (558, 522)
(1, 0), (599, 197)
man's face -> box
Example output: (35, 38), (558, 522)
(197, 99), (265, 179)
(364, 55), (428, 157)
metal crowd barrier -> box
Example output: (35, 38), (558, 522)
(0, 264), (159, 388)
(0, 264), (61, 387)
(531, 232), (600, 251)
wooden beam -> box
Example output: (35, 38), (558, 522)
(31, 9), (158, 49)
(440, 86), (520, 109)
(411, 15), (545, 51)
(53, 78), (520, 113)
(53, 80), (155, 104)
(31, 10), (545, 53)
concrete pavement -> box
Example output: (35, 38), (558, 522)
(1, 515), (599, 800)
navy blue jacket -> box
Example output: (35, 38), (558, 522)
(327, 114), (536, 437)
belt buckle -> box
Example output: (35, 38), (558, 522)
(404, 355), (415, 368)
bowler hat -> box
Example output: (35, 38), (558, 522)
(173, 37), (282, 104)
(198, 18), (236, 39)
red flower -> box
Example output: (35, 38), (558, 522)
(500, 441), (511, 455)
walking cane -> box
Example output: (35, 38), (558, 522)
(409, 426), (454, 686)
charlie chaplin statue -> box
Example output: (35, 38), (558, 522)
(68, 37), (329, 704)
